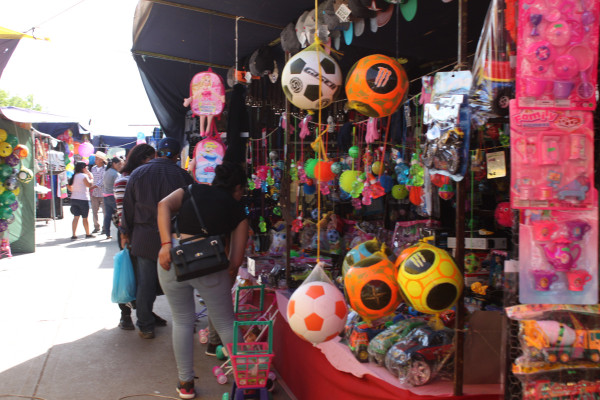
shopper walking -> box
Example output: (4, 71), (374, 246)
(113, 144), (156, 331)
(157, 161), (248, 400)
(121, 138), (193, 339)
(90, 151), (107, 234)
(67, 162), (95, 240)
(102, 157), (123, 240)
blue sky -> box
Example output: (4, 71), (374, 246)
(0, 0), (159, 137)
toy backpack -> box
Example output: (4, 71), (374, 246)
(183, 69), (225, 136)
(190, 135), (225, 184)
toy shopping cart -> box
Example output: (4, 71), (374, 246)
(222, 320), (274, 400)
(234, 285), (278, 343)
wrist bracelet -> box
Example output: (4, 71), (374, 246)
(161, 241), (172, 246)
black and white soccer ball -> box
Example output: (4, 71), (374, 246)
(281, 45), (342, 110)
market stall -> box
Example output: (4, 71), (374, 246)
(133, 0), (600, 398)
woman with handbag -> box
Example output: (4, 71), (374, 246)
(157, 161), (248, 400)
(67, 161), (95, 240)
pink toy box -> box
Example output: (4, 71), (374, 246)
(519, 206), (598, 305)
(516, 0), (599, 110)
(510, 101), (594, 210)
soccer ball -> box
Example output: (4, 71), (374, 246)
(397, 243), (463, 315)
(281, 43), (342, 110)
(287, 281), (348, 344)
(344, 253), (401, 323)
(345, 54), (408, 117)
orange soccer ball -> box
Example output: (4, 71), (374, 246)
(345, 54), (408, 118)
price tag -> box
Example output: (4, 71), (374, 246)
(486, 151), (506, 179)
(334, 0), (351, 22)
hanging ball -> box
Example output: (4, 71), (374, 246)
(8, 200), (18, 212)
(4, 177), (18, 191)
(0, 219), (7, 233)
(345, 54), (408, 117)
(391, 184), (408, 199)
(397, 243), (463, 315)
(339, 170), (361, 193)
(0, 142), (13, 157)
(281, 43), (343, 110)
(330, 162), (342, 175)
(439, 183), (455, 200)
(371, 161), (382, 175)
(4, 154), (19, 167)
(348, 146), (360, 159)
(12, 144), (28, 159)
(0, 129), (6, 142)
(269, 151), (279, 161)
(303, 181), (316, 195)
(0, 206), (13, 220)
(4, 135), (18, 148)
(17, 167), (33, 184)
(314, 160), (336, 182)
(378, 174), (394, 193)
(304, 158), (318, 179)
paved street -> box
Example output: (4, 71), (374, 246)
(0, 208), (292, 400)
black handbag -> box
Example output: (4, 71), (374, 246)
(170, 185), (229, 282)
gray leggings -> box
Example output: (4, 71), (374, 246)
(157, 262), (234, 382)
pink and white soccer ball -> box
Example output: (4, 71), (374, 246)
(287, 281), (348, 344)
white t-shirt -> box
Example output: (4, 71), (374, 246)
(70, 173), (91, 201)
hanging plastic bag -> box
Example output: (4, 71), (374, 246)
(111, 248), (136, 304)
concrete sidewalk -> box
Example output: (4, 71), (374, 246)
(0, 208), (293, 400)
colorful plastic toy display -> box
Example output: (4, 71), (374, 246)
(507, 305), (600, 376)
(510, 102), (595, 210)
(516, 0), (599, 110)
(519, 207), (598, 305)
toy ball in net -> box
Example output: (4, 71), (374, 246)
(281, 43), (342, 110)
(397, 243), (463, 315)
(304, 158), (318, 179)
(342, 238), (391, 278)
(344, 253), (401, 322)
(345, 54), (408, 118)
(287, 281), (348, 344)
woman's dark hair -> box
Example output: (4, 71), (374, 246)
(105, 156), (121, 171)
(121, 144), (156, 175)
(212, 161), (247, 193)
(68, 162), (88, 186)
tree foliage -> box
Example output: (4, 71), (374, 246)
(0, 90), (42, 111)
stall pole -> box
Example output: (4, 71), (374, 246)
(48, 137), (57, 232)
(453, 0), (468, 396)
(283, 52), (292, 289)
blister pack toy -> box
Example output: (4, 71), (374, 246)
(519, 206), (598, 305)
(516, 0), (599, 110)
(422, 72), (473, 181)
(506, 304), (600, 377)
(510, 101), (594, 210)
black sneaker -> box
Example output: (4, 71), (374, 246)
(205, 342), (222, 357)
(176, 380), (195, 399)
(118, 316), (134, 330)
(92, 228), (100, 234)
(153, 312), (167, 327)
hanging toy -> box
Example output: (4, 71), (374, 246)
(362, 183), (373, 206)
(362, 148), (373, 166)
(299, 113), (313, 139)
(290, 161), (299, 182)
(348, 145), (360, 159)
(320, 183), (330, 195)
(367, 173), (385, 199)
(298, 164), (308, 184)
(365, 117), (380, 144)
(327, 115), (335, 133)
(292, 216), (304, 233)
(350, 173), (366, 198)
(352, 197), (363, 209)
(247, 177), (256, 191)
(407, 153), (424, 187)
(183, 69), (226, 136)
(258, 217), (267, 233)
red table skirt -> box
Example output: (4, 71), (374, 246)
(273, 294), (502, 400)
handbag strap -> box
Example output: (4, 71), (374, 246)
(186, 184), (209, 236)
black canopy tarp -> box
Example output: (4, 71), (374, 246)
(132, 0), (491, 143)
(92, 135), (139, 150)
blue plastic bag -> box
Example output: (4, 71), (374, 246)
(111, 248), (136, 303)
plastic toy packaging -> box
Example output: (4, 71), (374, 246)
(510, 101), (595, 210)
(506, 304), (600, 378)
(469, 0), (516, 126)
(367, 319), (426, 366)
(423, 71), (472, 181)
(519, 206), (598, 305)
(515, 0), (599, 110)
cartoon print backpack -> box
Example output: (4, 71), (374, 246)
(189, 135), (226, 184)
(183, 69), (226, 136)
